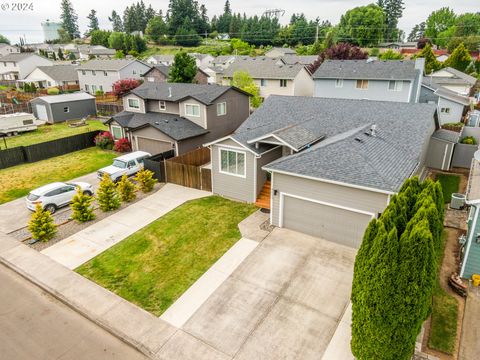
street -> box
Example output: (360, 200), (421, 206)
(0, 264), (146, 360)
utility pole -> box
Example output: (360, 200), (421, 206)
(315, 23), (319, 43)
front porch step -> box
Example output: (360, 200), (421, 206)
(255, 180), (271, 209)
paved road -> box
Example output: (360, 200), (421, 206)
(0, 264), (146, 360)
(0, 172), (100, 234)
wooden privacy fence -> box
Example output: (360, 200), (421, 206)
(96, 102), (124, 116)
(165, 147), (212, 191)
(143, 150), (175, 182)
(0, 130), (101, 169)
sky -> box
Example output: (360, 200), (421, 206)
(0, 0), (476, 44)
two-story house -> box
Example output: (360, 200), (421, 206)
(79, 46), (116, 60)
(0, 53), (52, 80)
(222, 57), (314, 98)
(313, 58), (425, 103)
(105, 82), (251, 155)
(0, 44), (20, 57)
(187, 53), (215, 68)
(77, 59), (151, 94)
(142, 65), (210, 84)
(146, 55), (175, 66)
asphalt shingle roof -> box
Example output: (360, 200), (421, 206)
(223, 57), (306, 79)
(1, 53), (45, 62)
(77, 59), (147, 71)
(33, 92), (94, 104)
(148, 54), (175, 62)
(111, 111), (208, 141)
(131, 82), (244, 105)
(280, 55), (318, 65)
(313, 59), (417, 80)
(439, 67), (477, 86)
(432, 129), (460, 143)
(33, 65), (78, 82)
(271, 125), (324, 151)
(230, 96), (436, 192)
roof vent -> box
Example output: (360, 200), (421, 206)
(168, 87), (172, 98)
(164, 119), (169, 123)
(354, 137), (364, 143)
(366, 58), (375, 63)
(370, 124), (377, 137)
(154, 121), (160, 125)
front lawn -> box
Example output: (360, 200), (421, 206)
(0, 147), (116, 204)
(0, 120), (107, 149)
(436, 174), (460, 204)
(76, 196), (257, 316)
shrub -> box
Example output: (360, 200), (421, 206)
(116, 175), (136, 202)
(461, 136), (477, 145)
(112, 78), (141, 98)
(47, 87), (60, 95)
(114, 137), (132, 153)
(134, 169), (157, 193)
(97, 173), (121, 211)
(70, 187), (95, 222)
(28, 204), (57, 242)
(95, 89), (104, 96)
(94, 131), (114, 150)
(442, 122), (464, 132)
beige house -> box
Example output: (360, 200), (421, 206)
(222, 57), (314, 98)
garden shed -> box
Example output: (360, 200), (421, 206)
(30, 92), (96, 123)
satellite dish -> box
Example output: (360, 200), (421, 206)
(474, 150), (480, 162)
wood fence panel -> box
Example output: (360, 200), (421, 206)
(201, 168), (212, 192)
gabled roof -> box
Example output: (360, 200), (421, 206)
(223, 57), (307, 79)
(109, 111), (209, 141)
(130, 82), (249, 105)
(0, 53), (47, 63)
(143, 65), (209, 78)
(432, 129), (460, 143)
(77, 59), (149, 71)
(313, 59), (417, 80)
(280, 55), (318, 66)
(266, 47), (296, 55)
(435, 67), (477, 86)
(219, 96), (435, 192)
(31, 65), (78, 82)
(32, 92), (94, 104)
(435, 87), (471, 106)
(148, 54), (175, 62)
(87, 48), (116, 56)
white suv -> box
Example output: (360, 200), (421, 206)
(97, 151), (151, 182)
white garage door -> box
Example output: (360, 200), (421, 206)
(136, 136), (173, 155)
(35, 104), (48, 120)
(281, 195), (374, 248)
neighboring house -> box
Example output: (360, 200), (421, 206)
(460, 159), (480, 279)
(0, 44), (20, 57)
(206, 96), (436, 248)
(79, 46), (116, 60)
(23, 65), (79, 89)
(145, 55), (175, 66)
(0, 53), (53, 80)
(377, 42), (418, 51)
(313, 59), (425, 103)
(30, 92), (96, 123)
(105, 82), (250, 155)
(280, 55), (318, 66)
(420, 78), (471, 124)
(77, 59), (151, 94)
(222, 57), (314, 98)
(142, 65), (210, 84)
(212, 55), (238, 70)
(265, 47), (296, 58)
(187, 53), (215, 68)
(429, 67), (477, 96)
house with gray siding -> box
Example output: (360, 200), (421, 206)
(30, 92), (96, 123)
(77, 59), (151, 94)
(23, 65), (79, 89)
(105, 82), (250, 155)
(0, 53), (52, 80)
(206, 96), (437, 248)
(428, 67), (477, 97)
(0, 44), (20, 57)
(222, 57), (314, 98)
(313, 58), (425, 103)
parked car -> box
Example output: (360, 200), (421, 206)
(0, 112), (37, 136)
(26, 182), (94, 214)
(97, 151), (151, 182)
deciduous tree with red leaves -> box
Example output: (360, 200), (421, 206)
(308, 43), (369, 74)
(112, 78), (142, 98)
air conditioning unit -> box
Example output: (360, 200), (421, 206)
(451, 193), (466, 210)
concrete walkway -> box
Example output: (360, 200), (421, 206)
(41, 184), (209, 269)
(321, 304), (354, 360)
(459, 288), (480, 360)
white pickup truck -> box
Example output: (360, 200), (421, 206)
(97, 151), (151, 182)
(0, 112), (37, 136)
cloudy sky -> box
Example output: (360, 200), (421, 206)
(0, 0), (476, 43)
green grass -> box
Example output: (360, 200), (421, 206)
(0, 120), (107, 150)
(428, 231), (459, 354)
(0, 147), (117, 204)
(436, 174), (461, 203)
(76, 196), (257, 316)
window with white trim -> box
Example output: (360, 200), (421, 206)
(217, 102), (227, 116)
(220, 149), (245, 177)
(103, 71), (108, 76)
(128, 98), (140, 109)
(63, 106), (70, 113)
(111, 125), (123, 140)
(185, 103), (200, 117)
(147, 77), (155, 82)
(280, 79), (287, 87)
(388, 80), (403, 91)
(260, 79), (267, 87)
(85, 84), (89, 92)
(356, 80), (368, 89)
(159, 101), (166, 110)
(92, 70), (96, 76)
(335, 79), (343, 88)
(441, 107), (451, 114)
(92, 85), (97, 93)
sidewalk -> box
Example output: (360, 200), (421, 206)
(41, 184), (209, 269)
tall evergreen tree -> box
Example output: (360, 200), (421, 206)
(444, 43), (472, 72)
(416, 43), (441, 74)
(169, 52), (197, 83)
(377, 0), (405, 41)
(60, 0), (80, 39)
(109, 10), (124, 32)
(86, 9), (99, 36)
(408, 22), (426, 42)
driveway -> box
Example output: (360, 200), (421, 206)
(0, 172), (100, 234)
(156, 228), (356, 360)
(0, 264), (146, 360)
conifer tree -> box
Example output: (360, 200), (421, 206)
(70, 187), (95, 222)
(117, 175), (136, 202)
(28, 204), (57, 242)
(134, 169), (157, 193)
(97, 174), (121, 211)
